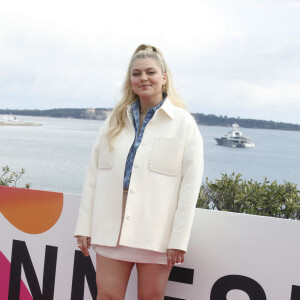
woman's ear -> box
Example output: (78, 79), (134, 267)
(163, 73), (167, 85)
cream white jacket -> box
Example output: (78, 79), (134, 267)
(74, 98), (204, 252)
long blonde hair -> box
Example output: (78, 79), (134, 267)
(106, 44), (185, 149)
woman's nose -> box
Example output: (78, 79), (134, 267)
(140, 73), (148, 81)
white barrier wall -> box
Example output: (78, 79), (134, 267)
(1, 186), (300, 300)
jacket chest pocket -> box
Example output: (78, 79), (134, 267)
(148, 137), (184, 176)
(98, 136), (115, 170)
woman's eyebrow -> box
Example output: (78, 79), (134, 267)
(132, 67), (156, 72)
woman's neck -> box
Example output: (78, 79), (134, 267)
(139, 94), (164, 110)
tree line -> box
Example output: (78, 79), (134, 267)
(193, 113), (300, 131)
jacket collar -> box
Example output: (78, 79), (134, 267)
(158, 97), (174, 120)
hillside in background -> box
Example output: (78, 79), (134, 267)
(0, 108), (111, 120)
(0, 108), (299, 131)
(193, 113), (300, 131)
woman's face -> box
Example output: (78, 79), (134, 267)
(130, 57), (167, 102)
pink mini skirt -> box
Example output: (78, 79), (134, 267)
(92, 191), (168, 265)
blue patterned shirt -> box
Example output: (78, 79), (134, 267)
(123, 98), (165, 189)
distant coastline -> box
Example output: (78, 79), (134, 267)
(1, 108), (299, 131)
(192, 113), (300, 131)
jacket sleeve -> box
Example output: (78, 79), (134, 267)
(74, 123), (107, 237)
(167, 118), (204, 252)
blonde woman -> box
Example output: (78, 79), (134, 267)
(74, 44), (204, 300)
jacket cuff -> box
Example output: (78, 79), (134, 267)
(74, 221), (92, 237)
(167, 232), (190, 252)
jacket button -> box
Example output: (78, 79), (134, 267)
(126, 215), (131, 220)
(130, 188), (135, 193)
(141, 141), (146, 146)
(134, 163), (140, 168)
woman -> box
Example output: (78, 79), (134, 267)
(74, 44), (204, 300)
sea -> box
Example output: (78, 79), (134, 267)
(1, 115), (300, 194)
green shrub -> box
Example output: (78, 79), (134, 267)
(197, 173), (300, 220)
(0, 165), (31, 189)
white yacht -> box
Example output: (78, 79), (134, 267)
(215, 123), (255, 148)
(0, 114), (40, 126)
(0, 114), (22, 124)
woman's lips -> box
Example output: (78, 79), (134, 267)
(140, 85), (151, 88)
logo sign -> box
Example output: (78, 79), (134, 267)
(1, 186), (300, 299)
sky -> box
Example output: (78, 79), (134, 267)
(0, 0), (300, 123)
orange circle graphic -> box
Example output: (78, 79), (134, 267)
(0, 186), (63, 234)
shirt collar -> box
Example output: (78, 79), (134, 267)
(127, 96), (175, 120)
(131, 97), (166, 114)
(131, 100), (139, 112)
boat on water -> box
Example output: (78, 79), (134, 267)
(215, 123), (255, 148)
(0, 114), (41, 126)
(0, 114), (22, 123)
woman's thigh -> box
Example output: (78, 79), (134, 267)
(96, 254), (135, 300)
(136, 263), (172, 300)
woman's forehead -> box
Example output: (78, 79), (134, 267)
(131, 57), (160, 70)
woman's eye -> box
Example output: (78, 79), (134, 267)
(132, 73), (140, 76)
(148, 71), (155, 75)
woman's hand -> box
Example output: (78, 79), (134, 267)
(76, 236), (91, 257)
(167, 249), (186, 269)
